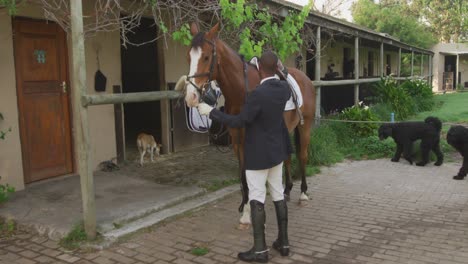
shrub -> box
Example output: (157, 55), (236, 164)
(370, 102), (394, 121)
(307, 124), (344, 166)
(400, 79), (434, 112)
(338, 103), (379, 137)
(0, 178), (15, 204)
(373, 77), (415, 120)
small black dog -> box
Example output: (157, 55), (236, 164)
(378, 116), (443, 166)
(446, 125), (468, 180)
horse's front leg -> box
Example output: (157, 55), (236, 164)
(284, 155), (293, 201)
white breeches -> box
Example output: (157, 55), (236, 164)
(246, 162), (284, 203)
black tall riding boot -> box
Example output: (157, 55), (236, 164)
(238, 200), (268, 263)
(272, 200), (289, 256)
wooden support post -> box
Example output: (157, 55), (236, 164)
(113, 85), (125, 164)
(429, 55), (433, 86)
(70, 0), (96, 239)
(315, 26), (321, 125)
(456, 54), (460, 88)
(411, 51), (414, 76)
(354, 36), (360, 106)
(421, 54), (424, 76)
(398, 48), (401, 77)
(380, 42), (384, 77)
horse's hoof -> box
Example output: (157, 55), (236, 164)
(298, 199), (309, 207)
(237, 223), (250, 230)
(299, 192), (309, 201)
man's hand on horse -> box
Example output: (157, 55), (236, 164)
(197, 103), (213, 116)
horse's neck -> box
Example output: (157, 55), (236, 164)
(216, 41), (259, 108)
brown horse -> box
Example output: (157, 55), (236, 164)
(177, 23), (316, 224)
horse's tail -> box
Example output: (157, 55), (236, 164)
(294, 127), (301, 155)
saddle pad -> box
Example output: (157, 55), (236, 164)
(249, 57), (303, 111)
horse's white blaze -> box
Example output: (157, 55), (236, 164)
(186, 47), (202, 107)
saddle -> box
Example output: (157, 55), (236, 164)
(249, 57), (304, 125)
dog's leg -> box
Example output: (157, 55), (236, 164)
(454, 155), (467, 180)
(140, 149), (146, 166)
(392, 143), (403, 162)
(150, 146), (155, 163)
(416, 141), (431, 166)
(403, 141), (413, 165)
(432, 141), (444, 166)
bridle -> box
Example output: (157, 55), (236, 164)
(186, 38), (218, 106)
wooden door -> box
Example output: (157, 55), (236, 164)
(13, 18), (73, 183)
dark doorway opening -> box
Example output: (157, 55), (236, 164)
(120, 18), (161, 151)
(306, 47), (316, 80)
(444, 55), (457, 89)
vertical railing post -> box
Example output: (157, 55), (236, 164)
(398, 48), (401, 77)
(315, 26), (321, 125)
(70, 0), (96, 239)
(380, 42), (384, 77)
(354, 36), (360, 106)
(411, 50), (414, 77)
(421, 54), (424, 77)
(456, 54), (460, 89)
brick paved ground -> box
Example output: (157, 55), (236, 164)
(1, 159), (468, 264)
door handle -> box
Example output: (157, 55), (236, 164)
(61, 81), (67, 93)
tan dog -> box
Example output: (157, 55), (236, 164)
(136, 133), (162, 166)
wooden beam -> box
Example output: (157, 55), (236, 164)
(113, 85), (125, 164)
(411, 51), (414, 76)
(421, 54), (424, 76)
(83, 90), (183, 106)
(354, 37), (360, 106)
(429, 55), (433, 87)
(315, 26), (321, 125)
(456, 54), (460, 87)
(398, 48), (401, 77)
(70, 0), (96, 239)
(380, 42), (384, 77)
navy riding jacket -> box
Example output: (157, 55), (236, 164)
(209, 78), (293, 170)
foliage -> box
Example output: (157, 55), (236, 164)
(0, 0), (17, 15)
(0, 114), (14, 205)
(172, 23), (192, 46)
(370, 102), (394, 122)
(191, 247), (209, 256)
(338, 103), (379, 137)
(0, 178), (15, 204)
(343, 136), (395, 160)
(171, 0), (312, 60)
(60, 223), (88, 249)
(351, 0), (436, 48)
(412, 0), (468, 42)
(400, 79), (434, 112)
(373, 77), (415, 120)
(307, 124), (344, 166)
(0, 218), (16, 237)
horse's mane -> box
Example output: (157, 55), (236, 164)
(191, 32), (205, 48)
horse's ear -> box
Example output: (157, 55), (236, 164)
(206, 22), (220, 40)
(190, 22), (199, 36)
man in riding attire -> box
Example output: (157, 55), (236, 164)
(198, 51), (292, 263)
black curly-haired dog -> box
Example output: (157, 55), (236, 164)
(447, 125), (468, 180)
(378, 116), (443, 166)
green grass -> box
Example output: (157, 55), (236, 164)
(191, 247), (209, 256)
(59, 223), (88, 250)
(412, 92), (468, 123)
